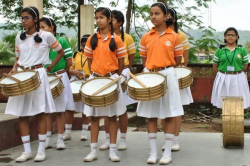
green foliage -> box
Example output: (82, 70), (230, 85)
(62, 35), (78, 53)
(245, 41), (250, 53)
(245, 111), (250, 119)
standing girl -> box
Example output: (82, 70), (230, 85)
(212, 27), (250, 109)
(161, 7), (193, 152)
(137, 2), (184, 164)
(99, 10), (136, 151)
(63, 34), (91, 141)
(39, 17), (75, 150)
(5, 7), (64, 162)
(83, 7), (127, 162)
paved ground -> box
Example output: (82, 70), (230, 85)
(1, 131), (250, 166)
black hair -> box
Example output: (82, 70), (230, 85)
(151, 2), (168, 26)
(90, 7), (116, 52)
(40, 17), (57, 37)
(20, 6), (42, 43)
(224, 27), (240, 44)
(81, 34), (91, 43)
(167, 8), (179, 33)
(112, 10), (125, 42)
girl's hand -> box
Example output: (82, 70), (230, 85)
(9, 67), (17, 74)
(74, 70), (84, 78)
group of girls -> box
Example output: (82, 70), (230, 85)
(7, 1), (230, 165)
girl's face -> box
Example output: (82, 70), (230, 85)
(81, 42), (86, 51)
(21, 12), (37, 30)
(112, 17), (122, 30)
(224, 30), (238, 44)
(150, 6), (167, 27)
(39, 21), (54, 34)
(95, 11), (111, 30)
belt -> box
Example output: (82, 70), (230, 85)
(148, 66), (172, 72)
(92, 71), (117, 77)
(219, 71), (242, 75)
(124, 65), (129, 69)
(19, 64), (44, 70)
(53, 69), (66, 75)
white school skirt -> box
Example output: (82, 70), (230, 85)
(52, 71), (75, 112)
(84, 73), (126, 117)
(180, 87), (193, 105)
(5, 67), (56, 117)
(136, 67), (184, 119)
(122, 68), (137, 106)
(211, 71), (250, 109)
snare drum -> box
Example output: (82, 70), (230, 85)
(120, 74), (127, 92)
(70, 80), (85, 102)
(127, 72), (166, 101)
(0, 71), (40, 96)
(80, 77), (119, 107)
(175, 67), (193, 89)
(48, 75), (64, 99)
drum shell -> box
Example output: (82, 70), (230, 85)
(175, 67), (193, 89)
(48, 75), (64, 99)
(120, 74), (127, 92)
(0, 71), (41, 97)
(70, 80), (84, 102)
(127, 72), (167, 101)
(80, 77), (120, 107)
(222, 97), (244, 148)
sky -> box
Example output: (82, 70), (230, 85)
(0, 0), (250, 31)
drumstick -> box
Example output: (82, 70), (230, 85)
(49, 76), (63, 84)
(3, 73), (21, 83)
(91, 76), (122, 96)
(128, 72), (147, 88)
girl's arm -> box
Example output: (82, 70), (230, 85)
(183, 50), (189, 67)
(244, 64), (248, 71)
(9, 57), (19, 74)
(213, 64), (218, 73)
(47, 49), (64, 71)
(128, 53), (135, 69)
(87, 58), (92, 73)
(65, 58), (72, 72)
(142, 57), (147, 68)
(175, 56), (182, 66)
(118, 57), (125, 75)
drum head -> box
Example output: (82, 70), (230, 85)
(128, 73), (165, 88)
(81, 78), (117, 96)
(48, 76), (60, 89)
(175, 67), (191, 79)
(0, 71), (36, 84)
(70, 80), (84, 94)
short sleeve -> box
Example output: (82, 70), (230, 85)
(213, 49), (221, 64)
(46, 32), (62, 51)
(139, 34), (147, 57)
(59, 38), (73, 59)
(174, 34), (184, 57)
(241, 48), (249, 64)
(179, 32), (190, 50)
(84, 37), (93, 58)
(126, 35), (136, 55)
(15, 35), (20, 57)
(115, 37), (127, 58)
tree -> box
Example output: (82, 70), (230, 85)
(245, 41), (250, 53)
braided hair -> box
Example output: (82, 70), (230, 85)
(111, 10), (125, 42)
(90, 7), (116, 52)
(20, 6), (42, 43)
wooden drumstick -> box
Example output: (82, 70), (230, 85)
(128, 72), (147, 88)
(91, 76), (122, 96)
(49, 76), (63, 84)
(3, 73), (21, 83)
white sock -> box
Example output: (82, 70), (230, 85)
(120, 133), (126, 143)
(65, 124), (72, 134)
(164, 134), (174, 156)
(90, 143), (98, 154)
(21, 135), (32, 153)
(58, 134), (63, 141)
(46, 131), (52, 141)
(106, 133), (110, 145)
(38, 134), (46, 153)
(148, 133), (157, 157)
(109, 144), (117, 154)
(82, 124), (89, 134)
(174, 136), (179, 144)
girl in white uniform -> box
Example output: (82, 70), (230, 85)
(5, 7), (64, 162)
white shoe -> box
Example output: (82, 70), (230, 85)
(15, 152), (32, 162)
(34, 152), (46, 162)
(162, 145), (165, 151)
(171, 143), (180, 151)
(159, 154), (172, 165)
(63, 133), (71, 141)
(45, 139), (52, 149)
(80, 133), (88, 141)
(147, 153), (157, 164)
(118, 141), (127, 150)
(56, 140), (65, 150)
(109, 153), (120, 162)
(99, 142), (109, 150)
(84, 152), (98, 162)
